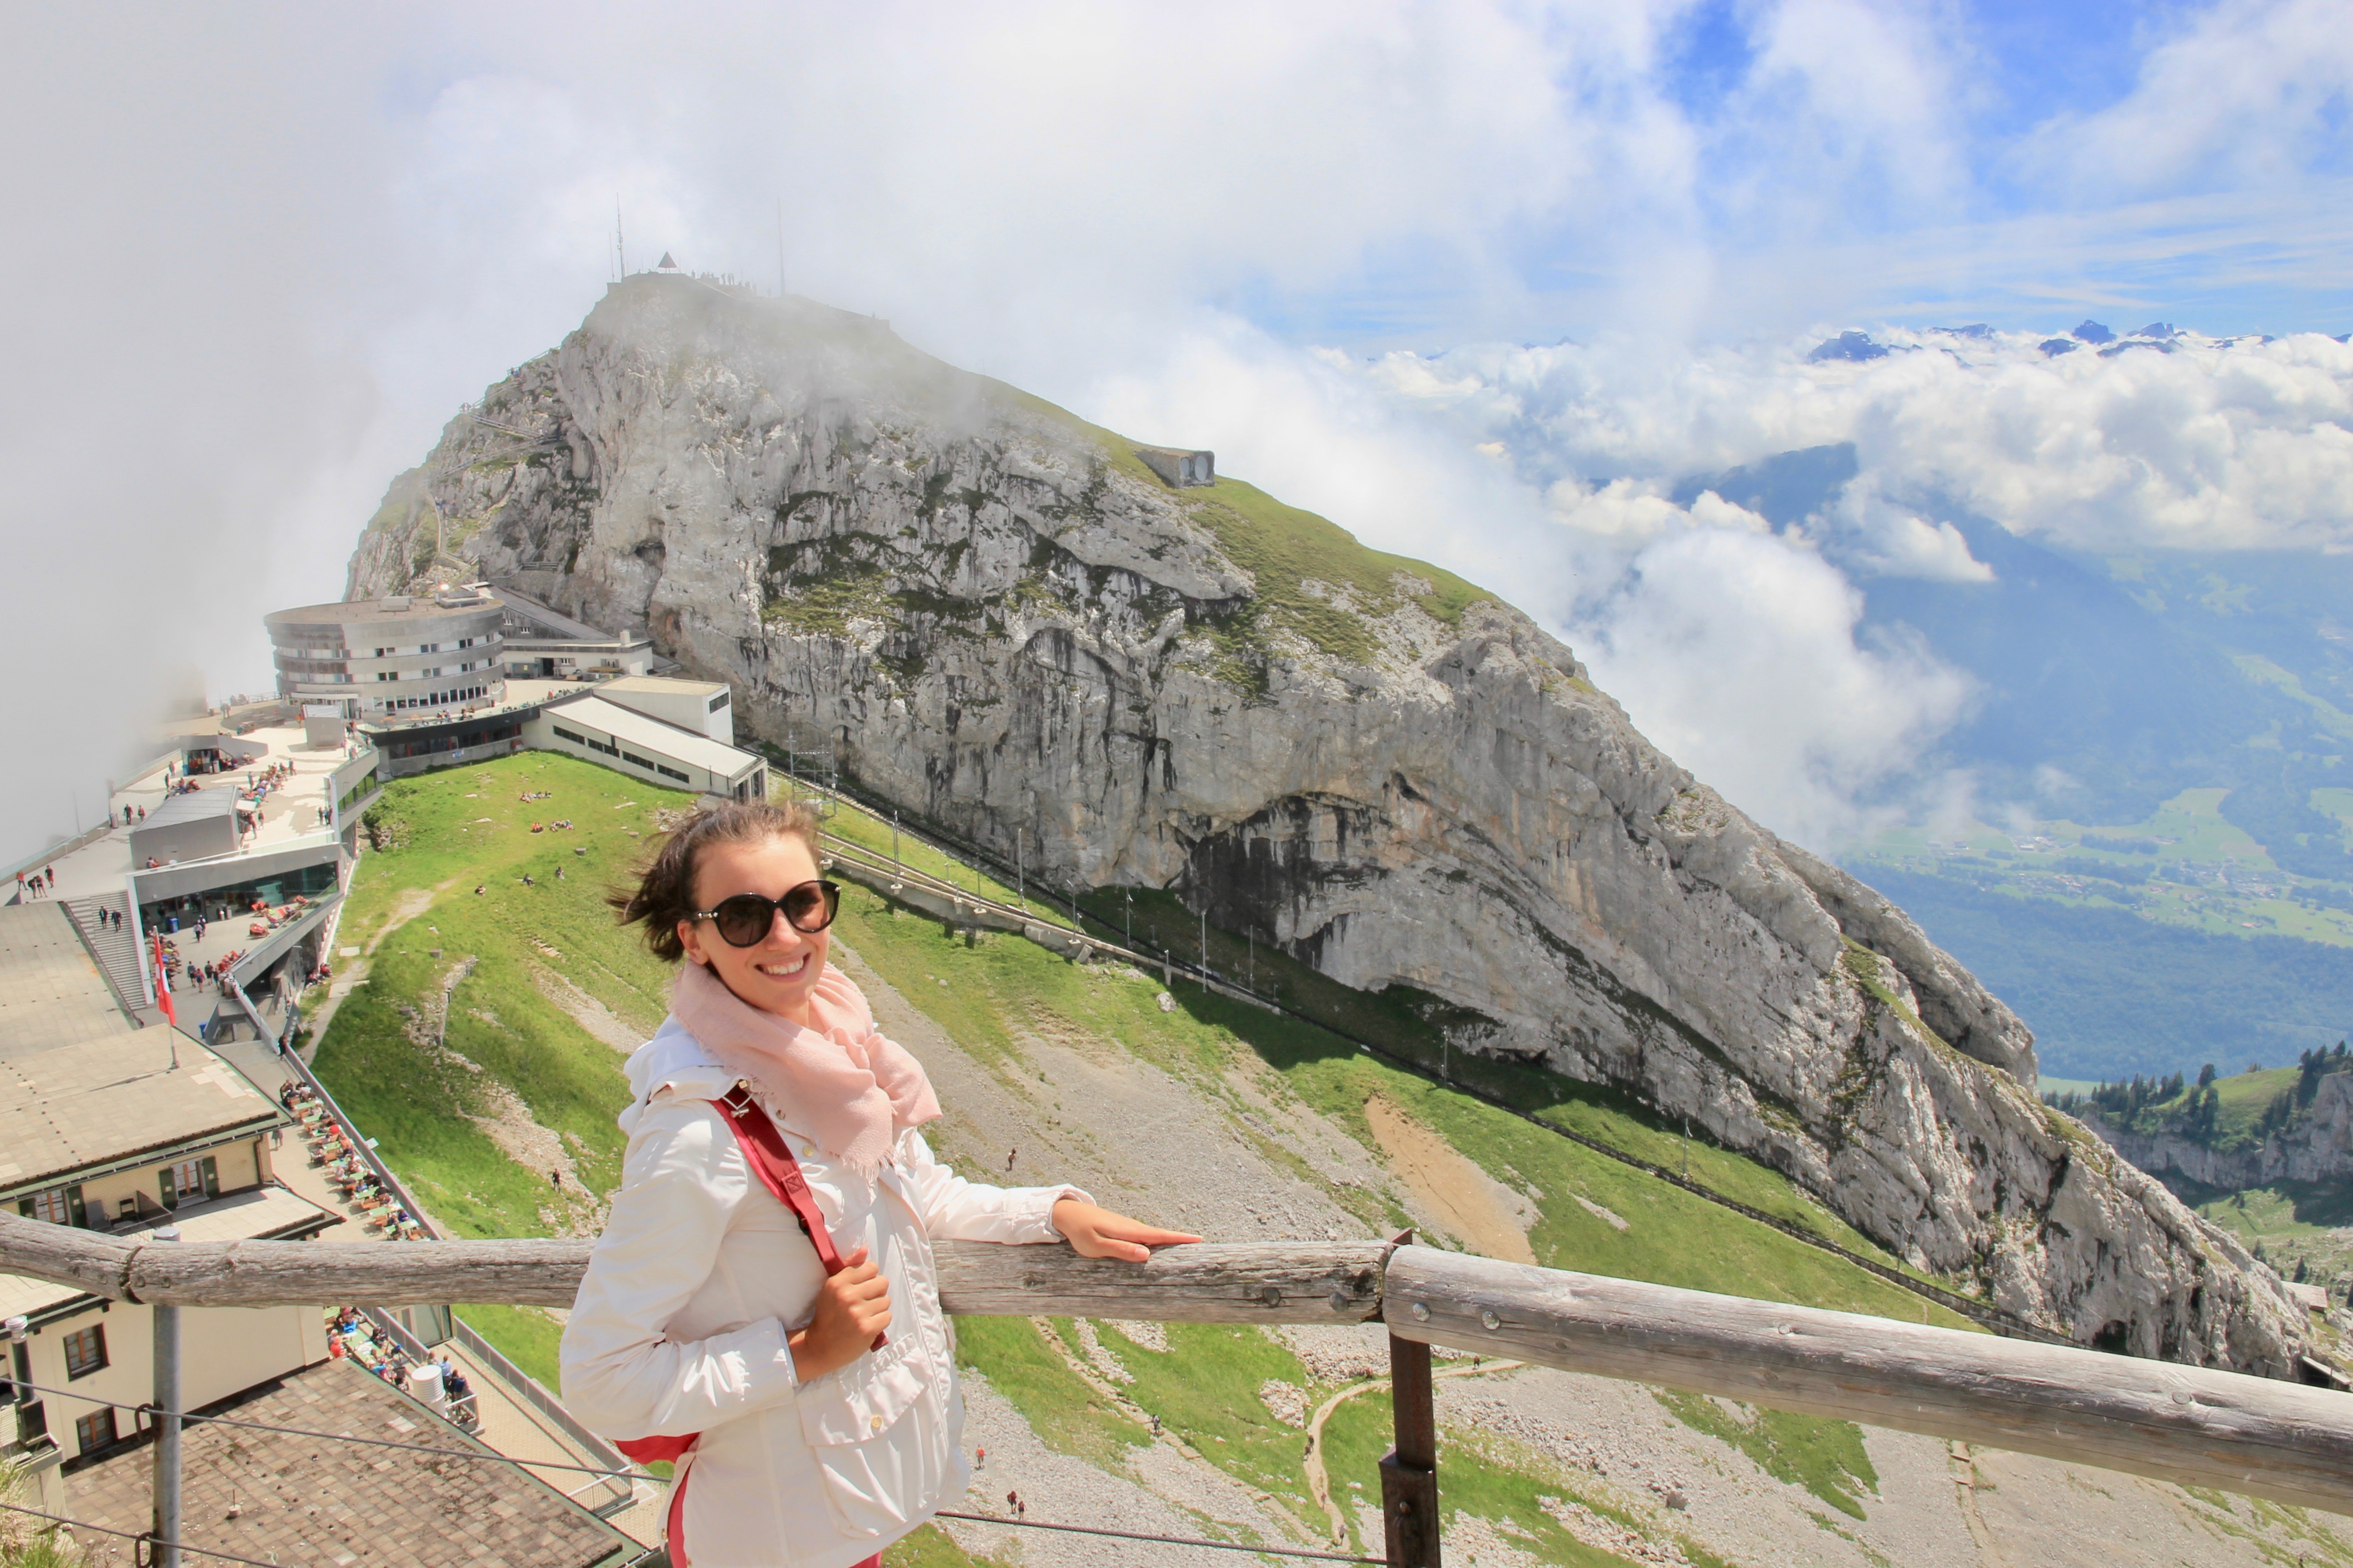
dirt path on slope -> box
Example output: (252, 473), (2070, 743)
(830, 941), (1382, 1243)
(533, 966), (646, 1055)
(1362, 1095), (1536, 1264)
(1299, 1360), (1521, 1543)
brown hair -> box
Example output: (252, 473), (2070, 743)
(609, 798), (823, 962)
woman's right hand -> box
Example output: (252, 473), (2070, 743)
(786, 1245), (892, 1382)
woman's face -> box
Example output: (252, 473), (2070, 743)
(677, 833), (830, 1025)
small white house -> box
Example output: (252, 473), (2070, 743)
(593, 676), (735, 744)
(525, 694), (766, 801)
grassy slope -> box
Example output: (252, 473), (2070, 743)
(322, 755), (1975, 1547)
(1019, 389), (1494, 667)
(315, 752), (691, 1374)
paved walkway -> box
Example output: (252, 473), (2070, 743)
(444, 1338), (663, 1546)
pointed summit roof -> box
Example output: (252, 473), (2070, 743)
(657, 252), (678, 270)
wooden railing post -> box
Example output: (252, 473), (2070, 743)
(150, 1224), (183, 1568)
(1379, 1232), (1440, 1568)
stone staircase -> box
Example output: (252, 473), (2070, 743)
(65, 893), (146, 1011)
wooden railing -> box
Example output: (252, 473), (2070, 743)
(7, 1213), (2351, 1519)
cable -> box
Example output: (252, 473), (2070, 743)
(0, 1499), (283, 1568)
(936, 1510), (1380, 1563)
(3, 1377), (642, 1485)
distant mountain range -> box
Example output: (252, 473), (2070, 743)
(1675, 439), (2353, 1079)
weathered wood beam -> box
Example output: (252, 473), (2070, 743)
(15, 1216), (2351, 1515)
(1384, 1244), (2353, 1517)
(0, 1214), (1385, 1323)
(934, 1237), (1386, 1324)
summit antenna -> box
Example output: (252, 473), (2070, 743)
(615, 198), (626, 279)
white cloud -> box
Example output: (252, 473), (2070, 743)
(2028, 0), (2353, 196)
(1359, 326), (2353, 554)
(1574, 526), (1974, 847)
(2, 0), (2346, 868)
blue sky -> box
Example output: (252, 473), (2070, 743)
(1230, 0), (2352, 348)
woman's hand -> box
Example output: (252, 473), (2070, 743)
(1052, 1199), (1202, 1262)
(786, 1245), (892, 1382)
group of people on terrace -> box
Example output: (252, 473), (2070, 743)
(325, 1308), (477, 1427)
(12, 865), (55, 899)
(290, 1080), (425, 1239)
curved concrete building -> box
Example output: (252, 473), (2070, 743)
(266, 587), (506, 721)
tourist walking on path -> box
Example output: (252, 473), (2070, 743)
(562, 800), (1197, 1568)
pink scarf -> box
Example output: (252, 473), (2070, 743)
(671, 959), (940, 1179)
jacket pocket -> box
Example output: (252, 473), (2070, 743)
(796, 1345), (947, 1538)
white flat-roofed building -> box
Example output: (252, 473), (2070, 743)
(129, 786), (241, 865)
(524, 694), (767, 802)
(265, 586), (507, 722)
(592, 675), (734, 743)
(491, 584), (654, 680)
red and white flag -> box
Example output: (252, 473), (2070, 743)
(152, 931), (175, 1026)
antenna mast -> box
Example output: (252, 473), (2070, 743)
(615, 198), (626, 279)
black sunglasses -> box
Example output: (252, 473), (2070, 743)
(692, 880), (841, 946)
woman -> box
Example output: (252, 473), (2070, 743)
(561, 800), (1196, 1568)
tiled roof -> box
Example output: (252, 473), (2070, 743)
(0, 904), (131, 1065)
(64, 1358), (641, 1568)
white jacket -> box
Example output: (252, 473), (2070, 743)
(561, 1014), (1088, 1568)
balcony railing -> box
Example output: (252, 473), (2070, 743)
(5, 1212), (2351, 1525)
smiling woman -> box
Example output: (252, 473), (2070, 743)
(564, 798), (1198, 1568)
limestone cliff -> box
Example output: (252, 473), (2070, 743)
(348, 274), (2313, 1374)
(2088, 1074), (2353, 1191)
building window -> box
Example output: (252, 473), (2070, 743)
(63, 1325), (108, 1380)
(73, 1407), (117, 1454)
(552, 725), (585, 744)
(159, 1156), (215, 1208)
(22, 1186), (80, 1226)
(657, 764), (689, 783)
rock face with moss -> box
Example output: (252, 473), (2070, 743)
(2087, 1073), (2353, 1191)
(347, 274), (2312, 1374)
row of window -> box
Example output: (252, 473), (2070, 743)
(367, 636), (493, 658)
(550, 726), (694, 785)
(17, 1158), (218, 1231)
(370, 685), (492, 710)
(377, 720), (523, 760)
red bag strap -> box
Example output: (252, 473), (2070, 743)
(710, 1086), (885, 1351)
(712, 1086), (846, 1272)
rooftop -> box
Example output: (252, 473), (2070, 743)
(542, 693), (761, 780)
(267, 589), (501, 629)
(62, 1358), (642, 1568)
(0, 910), (282, 1193)
(32, 721), (365, 907)
(597, 674), (726, 699)
(0, 903), (133, 1064)
(138, 786), (239, 829)
(492, 585), (642, 644)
